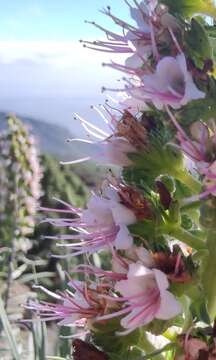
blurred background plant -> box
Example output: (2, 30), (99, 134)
(0, 114), (91, 359)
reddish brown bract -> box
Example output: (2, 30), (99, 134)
(72, 339), (109, 360)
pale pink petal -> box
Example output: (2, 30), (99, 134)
(115, 225), (134, 250)
(110, 202), (136, 226)
(115, 264), (153, 298)
(120, 306), (155, 329)
(128, 263), (152, 278)
(156, 290), (181, 320)
(153, 269), (169, 292)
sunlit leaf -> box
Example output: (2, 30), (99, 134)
(161, 0), (216, 18)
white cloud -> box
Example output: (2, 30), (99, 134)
(0, 40), (110, 68)
(0, 40), (124, 130)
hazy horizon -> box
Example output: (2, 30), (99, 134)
(0, 1), (130, 134)
(0, 95), (107, 135)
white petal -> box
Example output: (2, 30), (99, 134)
(115, 225), (134, 250)
(110, 202), (136, 225)
(156, 57), (183, 92)
(130, 5), (150, 31)
(115, 263), (153, 297)
(120, 95), (149, 115)
(153, 269), (169, 292)
(115, 278), (139, 298)
(125, 53), (144, 68)
(156, 290), (181, 320)
(115, 278), (146, 299)
(136, 247), (155, 268)
(101, 138), (136, 166)
(183, 73), (205, 104)
(128, 262), (152, 278)
(83, 196), (113, 226)
(104, 187), (120, 202)
(176, 54), (205, 103)
(176, 53), (187, 76)
(120, 306), (155, 329)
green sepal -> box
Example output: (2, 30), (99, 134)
(127, 143), (184, 180)
(167, 200), (181, 226)
(125, 143), (201, 193)
(92, 323), (142, 360)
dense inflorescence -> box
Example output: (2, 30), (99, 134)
(28, 1), (216, 359)
(0, 115), (42, 250)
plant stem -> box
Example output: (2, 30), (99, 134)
(202, 231), (216, 320)
(4, 241), (15, 310)
(164, 226), (206, 250)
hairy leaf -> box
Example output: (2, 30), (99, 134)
(161, 0), (216, 18)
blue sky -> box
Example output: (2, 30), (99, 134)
(0, 0), (129, 41)
(0, 1), (130, 131)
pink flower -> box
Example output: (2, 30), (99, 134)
(119, 92), (149, 115)
(82, 1), (180, 73)
(81, 1), (157, 64)
(96, 263), (181, 335)
(62, 110), (136, 167)
(43, 188), (136, 256)
(27, 281), (114, 327)
(177, 121), (216, 196)
(177, 121), (209, 163)
(129, 54), (205, 110)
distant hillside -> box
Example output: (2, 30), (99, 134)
(0, 111), (73, 160)
(0, 111), (105, 186)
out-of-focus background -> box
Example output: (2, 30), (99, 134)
(0, 1), (130, 359)
(0, 0), (129, 132)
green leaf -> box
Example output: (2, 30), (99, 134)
(129, 220), (156, 239)
(185, 18), (212, 68)
(190, 297), (211, 324)
(178, 96), (216, 128)
(0, 296), (21, 360)
(160, 0), (216, 18)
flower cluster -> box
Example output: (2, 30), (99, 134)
(0, 115), (42, 250)
(28, 1), (216, 359)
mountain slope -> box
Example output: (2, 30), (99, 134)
(0, 111), (72, 160)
